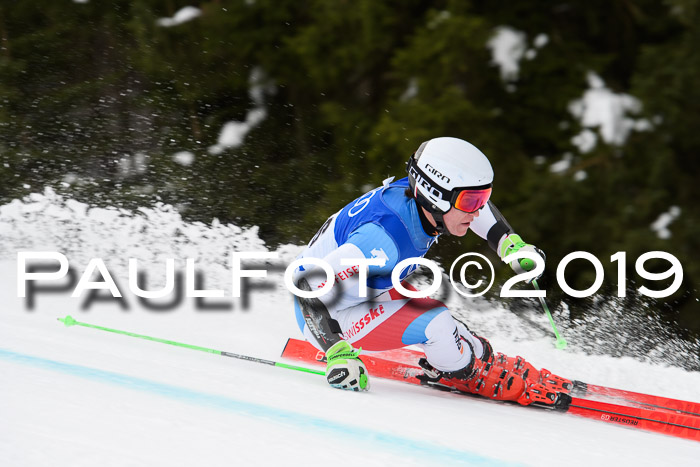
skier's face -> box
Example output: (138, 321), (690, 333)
(443, 206), (480, 236)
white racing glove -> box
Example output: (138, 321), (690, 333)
(325, 340), (370, 392)
(498, 234), (545, 280)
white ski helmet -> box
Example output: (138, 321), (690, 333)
(407, 137), (494, 232)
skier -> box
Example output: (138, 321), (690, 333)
(292, 137), (569, 406)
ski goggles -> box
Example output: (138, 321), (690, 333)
(451, 187), (492, 213)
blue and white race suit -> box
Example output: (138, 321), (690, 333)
(293, 176), (508, 371)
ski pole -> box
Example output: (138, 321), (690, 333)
(57, 315), (325, 376)
(531, 280), (568, 349)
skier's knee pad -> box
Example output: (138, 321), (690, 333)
(453, 318), (493, 362)
(424, 309), (461, 343)
(423, 310), (473, 371)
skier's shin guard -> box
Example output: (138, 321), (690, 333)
(296, 278), (342, 352)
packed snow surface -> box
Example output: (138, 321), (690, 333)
(1, 192), (699, 466)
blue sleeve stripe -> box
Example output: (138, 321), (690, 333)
(293, 296), (306, 334)
(400, 306), (449, 345)
(367, 275), (395, 289)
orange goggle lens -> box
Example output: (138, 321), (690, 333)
(453, 188), (492, 213)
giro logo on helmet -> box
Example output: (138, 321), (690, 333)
(408, 165), (444, 200)
(425, 163), (451, 183)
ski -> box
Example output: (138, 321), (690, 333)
(566, 396), (700, 441)
(281, 338), (700, 442)
(571, 381), (700, 417)
(291, 338), (700, 417)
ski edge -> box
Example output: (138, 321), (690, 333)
(572, 381), (700, 417)
(281, 338), (700, 442)
(293, 337), (700, 417)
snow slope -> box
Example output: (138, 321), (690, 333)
(1, 192), (699, 466)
